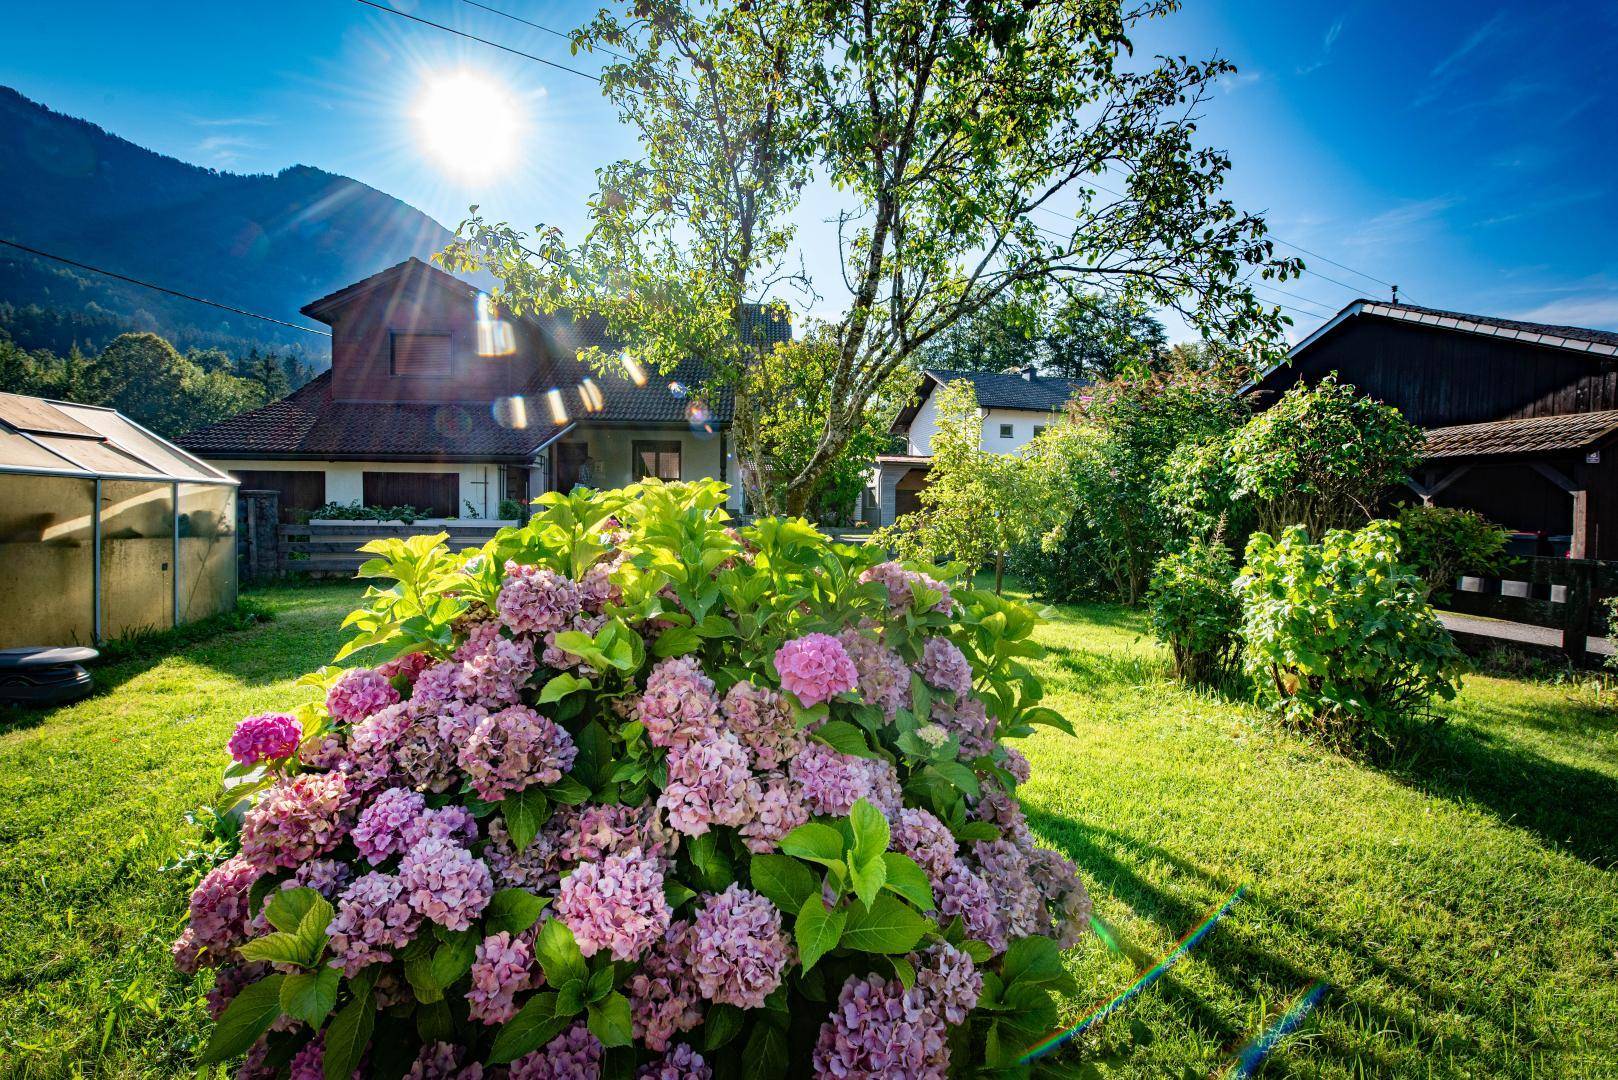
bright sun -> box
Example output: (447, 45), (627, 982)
(413, 72), (523, 180)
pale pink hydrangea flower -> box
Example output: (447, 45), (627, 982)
(239, 772), (351, 871)
(326, 668), (400, 722)
(913, 942), (982, 1025)
(467, 930), (535, 1024)
(457, 705), (578, 801)
(173, 855), (260, 971)
(326, 871), (421, 976)
(775, 633), (859, 706)
(1000, 745), (1032, 785)
(227, 713), (303, 765)
(788, 743), (899, 818)
(915, 637), (973, 700)
(860, 561), (954, 614)
(739, 772), (809, 854)
(555, 848), (671, 962)
(407, 1042), (484, 1079)
(509, 1021), (601, 1080)
(497, 562), (583, 635)
(628, 921), (703, 1051)
(577, 561), (620, 613)
(455, 628), (538, 706)
(350, 786), (430, 863)
(890, 807), (959, 881)
(410, 661), (464, 710)
(637, 1044), (711, 1080)
(657, 732), (759, 836)
(811, 973), (949, 1080)
(634, 656), (721, 748)
(936, 859), (1004, 952)
(689, 885), (791, 1008)
(485, 816), (561, 893)
(933, 695), (995, 759)
(558, 802), (677, 867)
(398, 836), (494, 931)
(973, 783), (1029, 841)
(836, 630), (911, 721)
(719, 680), (803, 770)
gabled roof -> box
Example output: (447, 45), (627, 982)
(1291, 299), (1618, 362)
(893, 368), (1085, 431)
(1423, 409), (1618, 460)
(0, 392), (233, 482)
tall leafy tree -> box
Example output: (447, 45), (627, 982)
(447, 0), (1299, 514)
(1043, 291), (1169, 381)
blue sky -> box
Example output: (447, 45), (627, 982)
(5, 0), (1616, 341)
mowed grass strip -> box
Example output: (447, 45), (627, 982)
(1, 582), (1614, 1077)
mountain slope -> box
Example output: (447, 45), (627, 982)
(0, 87), (463, 360)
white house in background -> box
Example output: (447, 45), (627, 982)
(866, 367), (1085, 526)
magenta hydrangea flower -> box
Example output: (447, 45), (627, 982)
(915, 637), (973, 699)
(509, 1022), (601, 1080)
(775, 633), (859, 706)
(719, 680), (803, 770)
(410, 661), (464, 710)
(398, 836), (494, 931)
(455, 629), (538, 707)
(227, 713), (303, 765)
(287, 1034), (337, 1080)
(407, 1042), (484, 1080)
(326, 871), (421, 976)
(837, 630), (911, 721)
(812, 973), (949, 1080)
(497, 562), (584, 635)
(657, 733), (759, 836)
(890, 807), (959, 881)
(326, 668), (400, 722)
(860, 561), (954, 614)
(174, 855), (260, 970)
(555, 848), (671, 962)
(457, 705), (578, 801)
(627, 922), (702, 1051)
(788, 742), (899, 818)
(485, 816), (561, 893)
(239, 772), (351, 871)
(689, 885), (791, 1009)
(913, 942), (981, 1025)
(739, 772), (809, 854)
(638, 1044), (711, 1080)
(558, 802), (677, 867)
(351, 786), (429, 863)
(377, 650), (435, 684)
(635, 657), (721, 748)
(467, 930), (535, 1025)
(935, 859), (1005, 952)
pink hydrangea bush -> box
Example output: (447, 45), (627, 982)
(176, 481), (1089, 1075)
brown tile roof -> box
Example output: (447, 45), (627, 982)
(1423, 410), (1618, 460)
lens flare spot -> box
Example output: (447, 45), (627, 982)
(545, 388), (569, 425)
(578, 378), (605, 413)
(492, 396), (529, 429)
(433, 405), (473, 439)
(687, 399), (715, 438)
(668, 380), (689, 398)
(474, 294), (516, 356)
(622, 353), (648, 386)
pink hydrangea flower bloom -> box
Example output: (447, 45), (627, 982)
(350, 786), (430, 863)
(455, 629), (538, 707)
(913, 942), (982, 1025)
(637, 1044), (711, 1080)
(657, 732), (759, 836)
(340, 701), (416, 793)
(485, 816), (561, 894)
(935, 859), (1004, 953)
(634, 656), (720, 748)
(739, 772), (809, 854)
(467, 930), (534, 1025)
(204, 961), (268, 1018)
(227, 713), (302, 765)
(837, 630), (911, 721)
(497, 562), (584, 635)
(719, 680), (803, 770)
(689, 885), (791, 1009)
(971, 837), (1044, 941)
(239, 772), (351, 871)
(915, 637), (973, 700)
(509, 1022), (601, 1080)
(1029, 845), (1093, 949)
(174, 855), (260, 970)
(410, 661), (464, 710)
(890, 807), (959, 881)
(406, 1042), (484, 1080)
(377, 650), (435, 684)
(326, 668), (400, 722)
(457, 705), (578, 801)
(627, 922), (702, 1051)
(398, 836), (494, 931)
(559, 802), (677, 867)
(775, 633), (859, 706)
(326, 871), (421, 976)
(933, 695), (995, 759)
(860, 561), (954, 614)
(555, 848), (671, 962)
(812, 973), (949, 1080)
(788, 743), (899, 818)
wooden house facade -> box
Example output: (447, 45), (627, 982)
(1245, 300), (1618, 560)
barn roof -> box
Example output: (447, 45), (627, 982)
(1292, 299), (1618, 361)
(1423, 409), (1618, 460)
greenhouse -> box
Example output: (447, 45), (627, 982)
(0, 392), (238, 649)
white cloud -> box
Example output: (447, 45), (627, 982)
(1431, 10), (1508, 78)
(1516, 295), (1618, 330)
(1340, 195), (1460, 250)
(1324, 17), (1345, 50)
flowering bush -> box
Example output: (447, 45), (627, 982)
(176, 481), (1088, 1076)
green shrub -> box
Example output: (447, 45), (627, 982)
(1146, 540), (1242, 687)
(498, 498), (525, 521)
(1394, 504), (1508, 601)
(308, 501), (427, 524)
(1235, 520), (1461, 749)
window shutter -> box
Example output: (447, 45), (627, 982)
(391, 333), (452, 376)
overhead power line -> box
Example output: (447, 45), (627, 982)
(351, 0), (603, 83)
(0, 237), (332, 337)
(460, 0), (634, 65)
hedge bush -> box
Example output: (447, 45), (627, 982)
(1393, 504), (1508, 601)
(174, 481), (1090, 1077)
(1145, 541), (1242, 688)
(1235, 521), (1461, 750)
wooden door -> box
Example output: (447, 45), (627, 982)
(232, 469), (327, 523)
(555, 442), (590, 492)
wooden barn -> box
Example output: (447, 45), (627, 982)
(1245, 300), (1618, 560)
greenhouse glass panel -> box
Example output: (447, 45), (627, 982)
(0, 474), (95, 648)
(178, 483), (238, 623)
(100, 480), (176, 638)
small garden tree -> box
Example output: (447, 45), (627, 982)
(1394, 504), (1509, 601)
(1146, 540), (1242, 687)
(1235, 520), (1462, 751)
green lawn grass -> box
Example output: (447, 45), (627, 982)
(1, 582), (1614, 1077)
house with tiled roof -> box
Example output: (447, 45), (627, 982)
(178, 258), (787, 520)
(866, 367), (1085, 526)
(1245, 298), (1618, 559)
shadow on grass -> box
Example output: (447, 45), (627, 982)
(1390, 721), (1618, 868)
(1024, 811), (1509, 1072)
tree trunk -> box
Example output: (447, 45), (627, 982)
(994, 550), (1004, 595)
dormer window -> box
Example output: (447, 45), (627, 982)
(390, 331), (452, 377)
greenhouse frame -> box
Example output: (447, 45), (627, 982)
(0, 392), (239, 649)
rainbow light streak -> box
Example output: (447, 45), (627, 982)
(545, 388), (568, 425)
(1228, 981), (1329, 1078)
(622, 353), (648, 386)
(578, 378), (605, 413)
(1018, 885), (1246, 1065)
